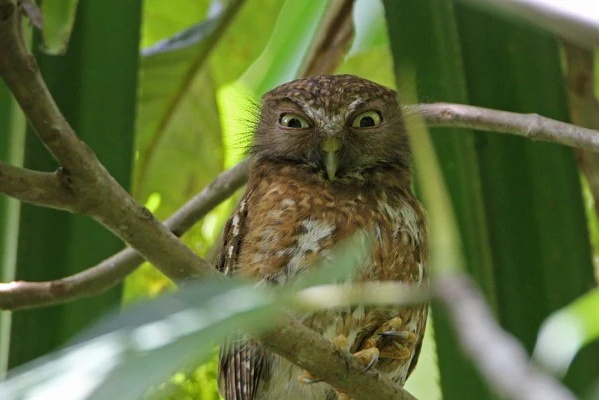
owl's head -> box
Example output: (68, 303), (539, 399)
(252, 74), (410, 183)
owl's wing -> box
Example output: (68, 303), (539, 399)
(218, 339), (267, 400)
(217, 194), (266, 400)
(406, 232), (429, 378)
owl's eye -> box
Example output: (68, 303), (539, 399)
(352, 111), (382, 128)
(279, 113), (309, 129)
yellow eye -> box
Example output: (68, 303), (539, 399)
(352, 111), (382, 128)
(279, 113), (309, 129)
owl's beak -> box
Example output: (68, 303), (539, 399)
(322, 137), (342, 181)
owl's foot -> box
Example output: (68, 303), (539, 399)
(376, 317), (415, 360)
(355, 317), (416, 364)
(352, 347), (380, 372)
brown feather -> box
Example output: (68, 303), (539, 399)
(215, 75), (429, 399)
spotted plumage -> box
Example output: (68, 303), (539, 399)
(216, 75), (428, 400)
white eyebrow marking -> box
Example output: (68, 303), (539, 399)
(298, 97), (367, 134)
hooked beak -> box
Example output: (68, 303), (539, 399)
(322, 137), (342, 181)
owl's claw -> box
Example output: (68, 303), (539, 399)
(352, 347), (380, 372)
(363, 350), (379, 372)
(379, 330), (412, 340)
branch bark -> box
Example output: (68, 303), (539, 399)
(259, 313), (417, 400)
(0, 160), (249, 310)
(0, 162), (76, 209)
(298, 0), (354, 77)
(410, 102), (599, 152)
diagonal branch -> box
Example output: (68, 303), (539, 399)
(411, 102), (599, 152)
(0, 0), (217, 282)
(0, 160), (249, 310)
(259, 313), (417, 400)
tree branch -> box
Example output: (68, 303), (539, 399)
(410, 102), (599, 152)
(2, 99), (597, 308)
(0, 0), (217, 282)
(0, 160), (249, 310)
(435, 274), (577, 400)
(259, 313), (417, 400)
(0, 161), (76, 210)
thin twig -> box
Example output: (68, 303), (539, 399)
(410, 102), (599, 152)
(435, 274), (577, 400)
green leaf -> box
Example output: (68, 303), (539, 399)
(534, 288), (599, 377)
(134, 2), (244, 203)
(383, 1), (497, 398)
(0, 32), (29, 375)
(454, 6), (597, 397)
(41, 0), (79, 55)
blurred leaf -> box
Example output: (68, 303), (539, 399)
(453, 7), (597, 398)
(1, 233), (390, 400)
(384, 1), (497, 398)
(534, 288), (599, 377)
(41, 0), (79, 54)
(208, 0), (285, 86)
(239, 0), (330, 94)
(0, 279), (279, 400)
(348, 0), (388, 57)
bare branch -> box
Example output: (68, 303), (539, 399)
(435, 274), (577, 400)
(0, 160), (249, 310)
(0, 249), (140, 310)
(166, 160), (249, 236)
(0, 0), (217, 282)
(410, 102), (599, 153)
(0, 162), (76, 210)
(259, 313), (417, 400)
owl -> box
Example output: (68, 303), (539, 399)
(216, 74), (428, 400)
